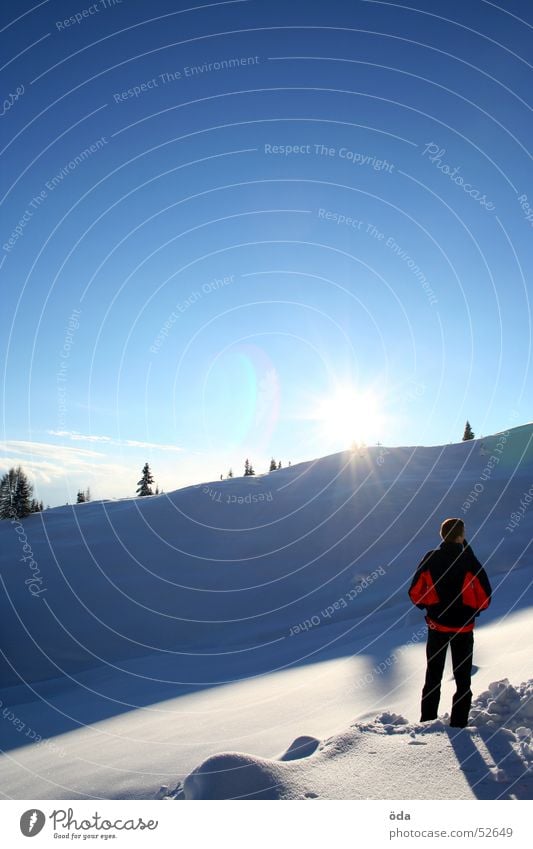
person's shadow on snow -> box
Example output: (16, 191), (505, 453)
(448, 727), (530, 800)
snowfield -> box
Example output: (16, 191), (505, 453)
(0, 424), (531, 799)
(162, 680), (533, 800)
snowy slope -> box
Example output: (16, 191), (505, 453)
(0, 425), (531, 799)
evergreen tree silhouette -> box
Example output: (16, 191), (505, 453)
(136, 462), (154, 496)
(463, 420), (475, 441)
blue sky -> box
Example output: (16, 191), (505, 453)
(1, 0), (532, 505)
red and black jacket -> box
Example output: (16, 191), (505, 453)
(408, 542), (492, 632)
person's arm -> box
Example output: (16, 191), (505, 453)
(473, 563), (492, 611)
(408, 551), (438, 610)
(462, 542), (492, 613)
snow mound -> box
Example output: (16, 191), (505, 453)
(470, 679), (533, 730)
(279, 735), (321, 761)
(161, 680), (533, 800)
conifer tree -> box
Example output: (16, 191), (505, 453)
(8, 466), (33, 519)
(136, 462), (154, 496)
(463, 420), (475, 441)
(269, 458), (277, 472)
(0, 468), (17, 518)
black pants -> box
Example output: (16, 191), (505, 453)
(420, 627), (474, 727)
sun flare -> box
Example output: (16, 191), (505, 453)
(312, 386), (384, 448)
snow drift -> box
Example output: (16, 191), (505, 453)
(162, 679), (533, 800)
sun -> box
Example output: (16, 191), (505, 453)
(311, 385), (384, 448)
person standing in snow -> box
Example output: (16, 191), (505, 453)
(408, 518), (492, 728)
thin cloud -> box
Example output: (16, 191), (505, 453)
(47, 430), (183, 452)
(49, 430), (113, 443)
(1, 438), (206, 503)
(0, 441), (125, 486)
(2, 440), (105, 460)
(124, 439), (183, 452)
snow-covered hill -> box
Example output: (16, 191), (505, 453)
(0, 425), (531, 799)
